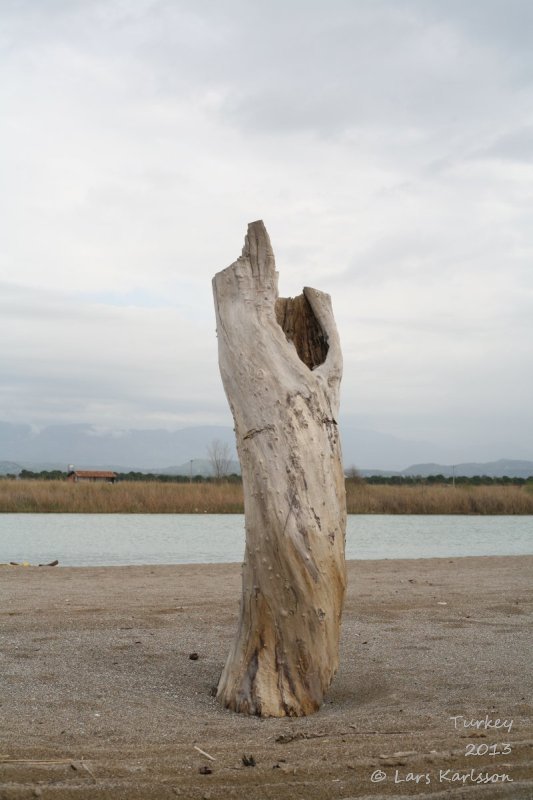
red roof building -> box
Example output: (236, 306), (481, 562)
(67, 470), (117, 483)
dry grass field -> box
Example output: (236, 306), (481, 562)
(0, 479), (242, 514)
(345, 480), (533, 514)
(0, 478), (532, 514)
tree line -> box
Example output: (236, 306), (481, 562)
(348, 473), (533, 486)
(2, 469), (241, 483)
(2, 469), (531, 486)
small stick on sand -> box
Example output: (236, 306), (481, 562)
(80, 759), (97, 781)
(193, 746), (216, 761)
(0, 759), (73, 764)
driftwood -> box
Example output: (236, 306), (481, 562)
(212, 220), (346, 717)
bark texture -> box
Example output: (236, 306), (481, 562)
(212, 220), (346, 717)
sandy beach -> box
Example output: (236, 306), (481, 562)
(1, 556), (532, 799)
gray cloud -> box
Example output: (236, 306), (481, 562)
(0, 283), (224, 428)
(474, 125), (533, 162)
(1, 0), (532, 462)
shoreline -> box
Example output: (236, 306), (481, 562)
(2, 510), (533, 514)
(3, 552), (533, 568)
(1, 556), (532, 798)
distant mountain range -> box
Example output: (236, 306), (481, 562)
(0, 421), (531, 478)
(360, 459), (533, 479)
(0, 421), (237, 475)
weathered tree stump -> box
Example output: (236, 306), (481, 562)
(212, 220), (346, 717)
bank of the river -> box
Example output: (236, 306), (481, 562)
(1, 556), (532, 799)
(1, 478), (533, 514)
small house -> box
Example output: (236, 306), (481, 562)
(67, 470), (117, 484)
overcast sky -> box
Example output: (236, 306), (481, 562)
(1, 0), (532, 463)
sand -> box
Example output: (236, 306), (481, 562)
(1, 556), (532, 799)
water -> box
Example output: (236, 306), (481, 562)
(0, 514), (531, 566)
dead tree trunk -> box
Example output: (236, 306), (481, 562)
(212, 220), (346, 717)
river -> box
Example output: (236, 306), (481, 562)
(0, 513), (531, 566)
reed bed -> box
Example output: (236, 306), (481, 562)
(0, 479), (532, 514)
(345, 482), (533, 515)
(0, 479), (243, 514)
